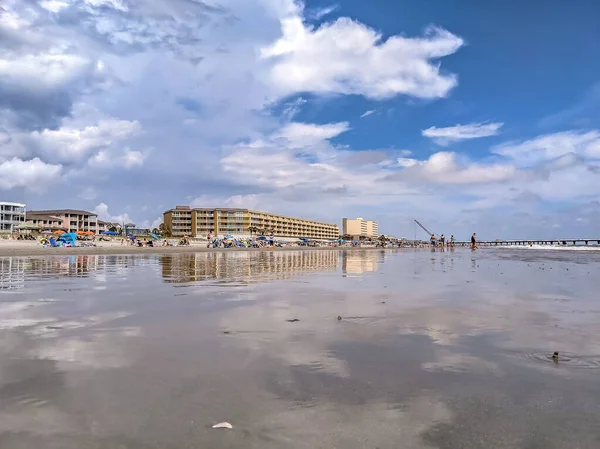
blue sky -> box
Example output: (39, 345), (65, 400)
(1, 0), (599, 239)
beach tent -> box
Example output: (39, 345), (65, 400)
(102, 231), (118, 236)
(58, 233), (77, 246)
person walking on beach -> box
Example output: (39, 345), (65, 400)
(450, 235), (455, 248)
(430, 234), (437, 246)
(440, 234), (445, 248)
(471, 233), (477, 250)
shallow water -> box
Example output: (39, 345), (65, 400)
(1, 249), (599, 448)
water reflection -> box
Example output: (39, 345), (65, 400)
(0, 258), (25, 290)
(0, 249), (599, 448)
(341, 250), (385, 275)
(160, 250), (341, 284)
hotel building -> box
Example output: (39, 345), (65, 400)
(0, 201), (26, 233)
(27, 209), (99, 234)
(164, 206), (339, 239)
(342, 217), (379, 239)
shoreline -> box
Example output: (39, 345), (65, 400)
(0, 244), (397, 258)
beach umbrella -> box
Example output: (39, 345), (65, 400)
(53, 230), (66, 235)
(41, 230), (53, 234)
(149, 233), (159, 240)
(225, 235), (234, 239)
(101, 231), (118, 236)
(15, 222), (40, 230)
(257, 236), (267, 240)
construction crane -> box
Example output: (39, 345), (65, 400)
(414, 219), (434, 239)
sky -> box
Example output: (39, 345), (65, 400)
(1, 0), (600, 239)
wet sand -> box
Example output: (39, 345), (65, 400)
(1, 249), (599, 448)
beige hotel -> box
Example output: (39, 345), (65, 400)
(164, 206), (339, 240)
(342, 217), (379, 239)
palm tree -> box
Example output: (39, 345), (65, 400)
(248, 226), (258, 237)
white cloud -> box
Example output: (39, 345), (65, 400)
(93, 202), (132, 225)
(84, 0), (128, 12)
(275, 121), (350, 145)
(419, 152), (516, 184)
(492, 130), (600, 165)
(360, 109), (375, 118)
(307, 4), (339, 20)
(0, 157), (62, 191)
(28, 119), (142, 163)
(39, 1), (70, 13)
(422, 122), (504, 146)
(261, 19), (463, 99)
(121, 149), (146, 168)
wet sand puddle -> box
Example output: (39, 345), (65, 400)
(0, 248), (600, 448)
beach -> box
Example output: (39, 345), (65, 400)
(1, 248), (599, 448)
(0, 238), (389, 257)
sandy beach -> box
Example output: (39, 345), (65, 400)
(0, 239), (385, 257)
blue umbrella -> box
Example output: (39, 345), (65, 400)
(101, 231), (118, 235)
(225, 235), (234, 239)
(257, 236), (267, 240)
(149, 233), (159, 240)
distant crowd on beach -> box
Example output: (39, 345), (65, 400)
(429, 233), (478, 250)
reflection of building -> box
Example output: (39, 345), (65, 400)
(342, 251), (383, 274)
(164, 206), (339, 240)
(0, 257), (25, 290)
(342, 217), (379, 239)
(27, 209), (99, 234)
(161, 251), (340, 283)
(0, 201), (26, 233)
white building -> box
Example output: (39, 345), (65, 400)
(0, 202), (26, 233)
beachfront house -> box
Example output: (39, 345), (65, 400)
(27, 209), (99, 235)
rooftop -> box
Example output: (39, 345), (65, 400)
(28, 209), (98, 217)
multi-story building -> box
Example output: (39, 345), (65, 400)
(342, 217), (379, 239)
(0, 202), (26, 233)
(161, 251), (340, 283)
(164, 206), (339, 240)
(27, 209), (99, 234)
(26, 213), (65, 230)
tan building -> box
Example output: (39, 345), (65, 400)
(342, 217), (379, 239)
(161, 251), (339, 283)
(164, 206), (339, 240)
(27, 209), (99, 234)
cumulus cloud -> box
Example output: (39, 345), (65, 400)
(388, 152), (517, 184)
(422, 122), (504, 146)
(93, 202), (132, 225)
(0, 157), (62, 191)
(261, 19), (463, 99)
(25, 119), (142, 163)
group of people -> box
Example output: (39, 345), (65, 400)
(430, 233), (478, 250)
